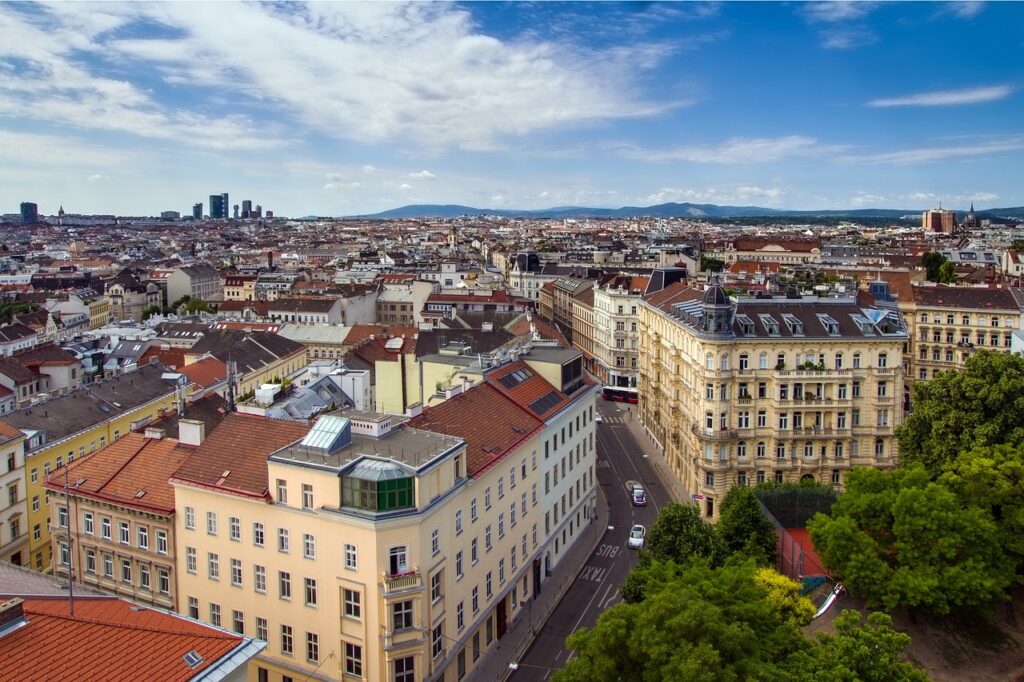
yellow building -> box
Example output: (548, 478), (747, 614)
(901, 285), (1021, 382)
(0, 422), (28, 566)
(171, 354), (597, 682)
(639, 280), (908, 519)
(1, 363), (179, 571)
(88, 296), (113, 330)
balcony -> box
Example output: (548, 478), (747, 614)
(776, 368), (851, 378)
(690, 423), (738, 440)
(382, 569), (423, 596)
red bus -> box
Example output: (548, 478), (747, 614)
(602, 386), (638, 404)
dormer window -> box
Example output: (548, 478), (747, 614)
(851, 314), (875, 336)
(782, 314), (803, 336)
(817, 314), (841, 336)
(736, 314), (755, 335)
(759, 314), (780, 336)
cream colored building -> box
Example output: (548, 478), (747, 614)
(0, 423), (28, 566)
(171, 354), (596, 682)
(639, 280), (908, 519)
(901, 285), (1022, 382)
(591, 276), (647, 387)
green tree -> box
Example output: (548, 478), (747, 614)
(556, 560), (811, 682)
(645, 502), (719, 565)
(701, 255), (725, 272)
(897, 351), (1024, 476)
(807, 466), (1014, 614)
(141, 304), (163, 321)
(0, 301), (38, 324)
(921, 250), (947, 282)
(783, 610), (929, 681)
(938, 260), (957, 283)
(941, 444), (1024, 572)
(717, 486), (778, 565)
(184, 298), (213, 314)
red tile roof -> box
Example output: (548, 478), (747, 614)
(43, 432), (192, 514)
(0, 597), (246, 682)
(171, 413), (311, 499)
(140, 345), (187, 370)
(180, 356), (227, 388)
(407, 383), (542, 476)
(0, 419), (23, 444)
(486, 360), (569, 420)
(642, 281), (702, 313)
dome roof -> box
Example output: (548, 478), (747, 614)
(703, 280), (729, 306)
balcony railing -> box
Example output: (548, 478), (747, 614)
(776, 368), (851, 378)
(690, 423), (738, 440)
(382, 568), (423, 596)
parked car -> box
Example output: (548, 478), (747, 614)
(632, 487), (647, 506)
(627, 524), (646, 549)
(594, 414), (603, 423)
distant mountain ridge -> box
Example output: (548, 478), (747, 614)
(348, 202), (1024, 220)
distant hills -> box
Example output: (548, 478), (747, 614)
(349, 202), (1024, 220)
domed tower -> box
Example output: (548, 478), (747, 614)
(701, 276), (734, 336)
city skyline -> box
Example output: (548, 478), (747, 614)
(1, 1), (1022, 216)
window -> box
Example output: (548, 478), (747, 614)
(255, 565), (266, 592)
(456, 550), (464, 579)
(208, 553), (219, 580)
(253, 522), (264, 547)
(231, 558), (242, 586)
(279, 571), (291, 599)
(58, 505), (68, 528)
(486, 571), (493, 598)
(472, 586), (479, 614)
(457, 601), (465, 632)
(431, 571), (443, 602)
(395, 656), (415, 682)
(852, 352), (861, 369)
(485, 525), (492, 551)
(344, 543), (357, 570)
(137, 525), (149, 550)
(276, 479), (287, 504)
(345, 642), (363, 677)
(186, 547), (197, 574)
(206, 512), (217, 536)
(432, 623), (444, 659)
(103, 554), (113, 577)
(455, 510), (463, 535)
(344, 588), (361, 619)
(471, 538), (478, 564)
(852, 381), (860, 398)
(232, 610), (244, 634)
(85, 549), (96, 573)
(304, 578), (318, 606)
(302, 483), (313, 509)
(118, 520), (129, 544)
(229, 517), (240, 541)
(256, 617), (268, 641)
(485, 487), (492, 509)
(155, 529), (168, 555)
(389, 546), (409, 575)
(188, 597), (199, 619)
(59, 542), (69, 567)
(432, 528), (440, 556)
(278, 528), (289, 553)
(281, 625), (294, 655)
(121, 559), (132, 584)
(210, 603), (221, 627)
(303, 533), (316, 559)
(875, 439), (885, 457)
(878, 352), (888, 368)
(470, 498), (478, 522)
(392, 600), (414, 630)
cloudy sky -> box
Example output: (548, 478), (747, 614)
(1, 1), (1021, 217)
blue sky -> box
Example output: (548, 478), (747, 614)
(1, 1), (1021, 217)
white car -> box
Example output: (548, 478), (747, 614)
(627, 524), (646, 549)
(594, 414), (603, 424)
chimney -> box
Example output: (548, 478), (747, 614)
(177, 418), (206, 447)
(144, 427), (166, 440)
(0, 599), (27, 636)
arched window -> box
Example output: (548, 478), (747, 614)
(756, 442), (766, 458)
(739, 353), (749, 371)
(875, 438), (885, 457)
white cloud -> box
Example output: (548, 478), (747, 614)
(839, 134), (1024, 165)
(400, 183), (413, 191)
(820, 29), (878, 50)
(409, 170), (436, 179)
(868, 85), (1012, 107)
(325, 172), (345, 182)
(939, 2), (986, 19)
(644, 186), (786, 206)
(800, 2), (879, 23)
(850, 192), (886, 207)
(361, 165), (376, 174)
(87, 174), (107, 182)
(56, 2), (678, 151)
(621, 136), (845, 164)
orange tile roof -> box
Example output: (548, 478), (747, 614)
(171, 413), (311, 499)
(408, 383), (542, 476)
(140, 345), (187, 370)
(0, 597), (245, 682)
(486, 360), (569, 420)
(180, 356), (227, 388)
(642, 281), (702, 313)
(43, 432), (192, 514)
(0, 419), (23, 444)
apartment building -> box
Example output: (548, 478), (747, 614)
(1, 363), (180, 571)
(44, 423), (204, 611)
(571, 289), (596, 376)
(591, 275), (649, 388)
(0, 422), (27, 566)
(902, 285), (1022, 382)
(167, 262), (222, 304)
(639, 280), (908, 519)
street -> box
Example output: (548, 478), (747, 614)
(509, 400), (675, 680)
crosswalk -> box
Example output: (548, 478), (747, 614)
(599, 415), (629, 425)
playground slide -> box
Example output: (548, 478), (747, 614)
(812, 583), (845, 619)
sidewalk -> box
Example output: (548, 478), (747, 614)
(619, 404), (691, 503)
(470, 486), (611, 682)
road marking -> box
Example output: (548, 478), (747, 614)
(597, 459), (610, 469)
(605, 422), (661, 515)
(600, 589), (620, 610)
(595, 543), (620, 559)
(579, 565), (607, 582)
